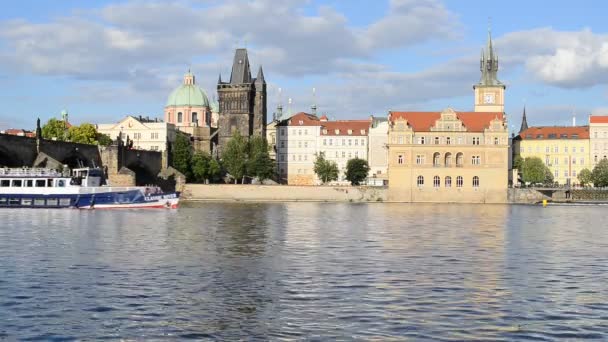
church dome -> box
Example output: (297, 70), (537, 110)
(165, 72), (210, 108)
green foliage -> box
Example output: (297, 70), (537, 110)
(222, 131), (249, 183)
(313, 152), (339, 184)
(513, 155), (523, 170)
(591, 159), (608, 187)
(247, 136), (275, 181)
(191, 151), (222, 183)
(172, 133), (193, 180)
(67, 123), (98, 144)
(578, 168), (592, 187)
(41, 118), (68, 141)
(345, 158), (370, 185)
(97, 133), (113, 146)
(521, 157), (552, 185)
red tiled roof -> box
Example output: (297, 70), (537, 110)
(590, 116), (608, 124)
(319, 114), (328, 121)
(389, 111), (503, 132)
(321, 120), (369, 136)
(277, 112), (320, 126)
(519, 126), (589, 140)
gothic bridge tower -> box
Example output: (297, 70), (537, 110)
(217, 48), (267, 154)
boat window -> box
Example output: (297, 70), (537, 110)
(34, 199), (45, 206)
(25, 180), (33, 187)
(88, 169), (102, 177)
(47, 179), (54, 187)
(0, 198), (7, 204)
(46, 198), (58, 206)
(0, 180), (9, 187)
(57, 180), (66, 187)
(8, 198), (20, 205)
(21, 198), (32, 206)
(35, 180), (46, 187)
(11, 180), (22, 187)
(59, 198), (71, 206)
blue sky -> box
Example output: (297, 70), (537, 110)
(1, 0), (607, 133)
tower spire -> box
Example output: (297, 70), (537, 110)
(519, 106), (529, 133)
(311, 87), (317, 115)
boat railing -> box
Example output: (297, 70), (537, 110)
(0, 167), (64, 177)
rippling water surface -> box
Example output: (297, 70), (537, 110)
(0, 203), (607, 340)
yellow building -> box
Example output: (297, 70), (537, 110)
(387, 30), (509, 203)
(514, 126), (590, 186)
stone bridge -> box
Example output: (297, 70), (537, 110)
(0, 133), (184, 190)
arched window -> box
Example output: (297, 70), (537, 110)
(417, 176), (424, 187)
(192, 112), (198, 125)
(445, 176), (452, 187)
(473, 176), (480, 188)
(398, 154), (404, 164)
(456, 153), (464, 167)
(446, 137), (451, 145)
(456, 176), (463, 188)
(433, 152), (441, 166)
(434, 137), (440, 145)
(433, 176), (440, 187)
(167, 112), (172, 122)
(445, 153), (452, 166)
(177, 112), (183, 123)
(494, 137), (499, 145)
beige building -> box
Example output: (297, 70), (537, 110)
(387, 29), (509, 203)
(514, 126), (590, 185)
(367, 116), (388, 185)
(590, 116), (608, 166)
(96, 115), (176, 152)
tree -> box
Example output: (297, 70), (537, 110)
(191, 151), (222, 183)
(247, 136), (275, 181)
(521, 157), (552, 185)
(578, 168), (592, 187)
(313, 152), (339, 184)
(67, 123), (98, 144)
(41, 118), (68, 141)
(513, 155), (523, 170)
(345, 158), (370, 185)
(97, 133), (113, 146)
(222, 131), (249, 183)
(172, 133), (193, 180)
(591, 159), (608, 187)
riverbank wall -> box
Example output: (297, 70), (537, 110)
(182, 184), (387, 202)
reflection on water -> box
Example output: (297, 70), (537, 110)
(0, 203), (607, 340)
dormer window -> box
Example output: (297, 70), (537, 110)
(348, 129), (353, 135)
(299, 120), (304, 125)
(323, 129), (328, 134)
(335, 129), (340, 134)
(360, 129), (365, 134)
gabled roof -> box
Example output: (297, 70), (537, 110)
(519, 126), (589, 140)
(276, 112), (320, 126)
(590, 116), (608, 124)
(389, 111), (503, 132)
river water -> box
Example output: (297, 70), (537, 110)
(0, 203), (607, 340)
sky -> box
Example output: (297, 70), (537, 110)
(1, 0), (608, 133)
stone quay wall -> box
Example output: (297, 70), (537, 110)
(182, 184), (388, 202)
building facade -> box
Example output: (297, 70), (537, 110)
(97, 115), (176, 152)
(387, 30), (509, 203)
(217, 48), (267, 155)
(367, 116), (388, 185)
(590, 115), (608, 166)
(514, 126), (590, 185)
(275, 112), (371, 185)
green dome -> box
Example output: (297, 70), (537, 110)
(165, 72), (210, 107)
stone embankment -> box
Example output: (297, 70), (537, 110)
(182, 184), (387, 202)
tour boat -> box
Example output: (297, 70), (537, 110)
(0, 167), (179, 209)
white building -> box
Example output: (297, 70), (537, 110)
(276, 112), (371, 185)
(590, 115), (608, 166)
(96, 115), (176, 152)
(367, 116), (388, 185)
